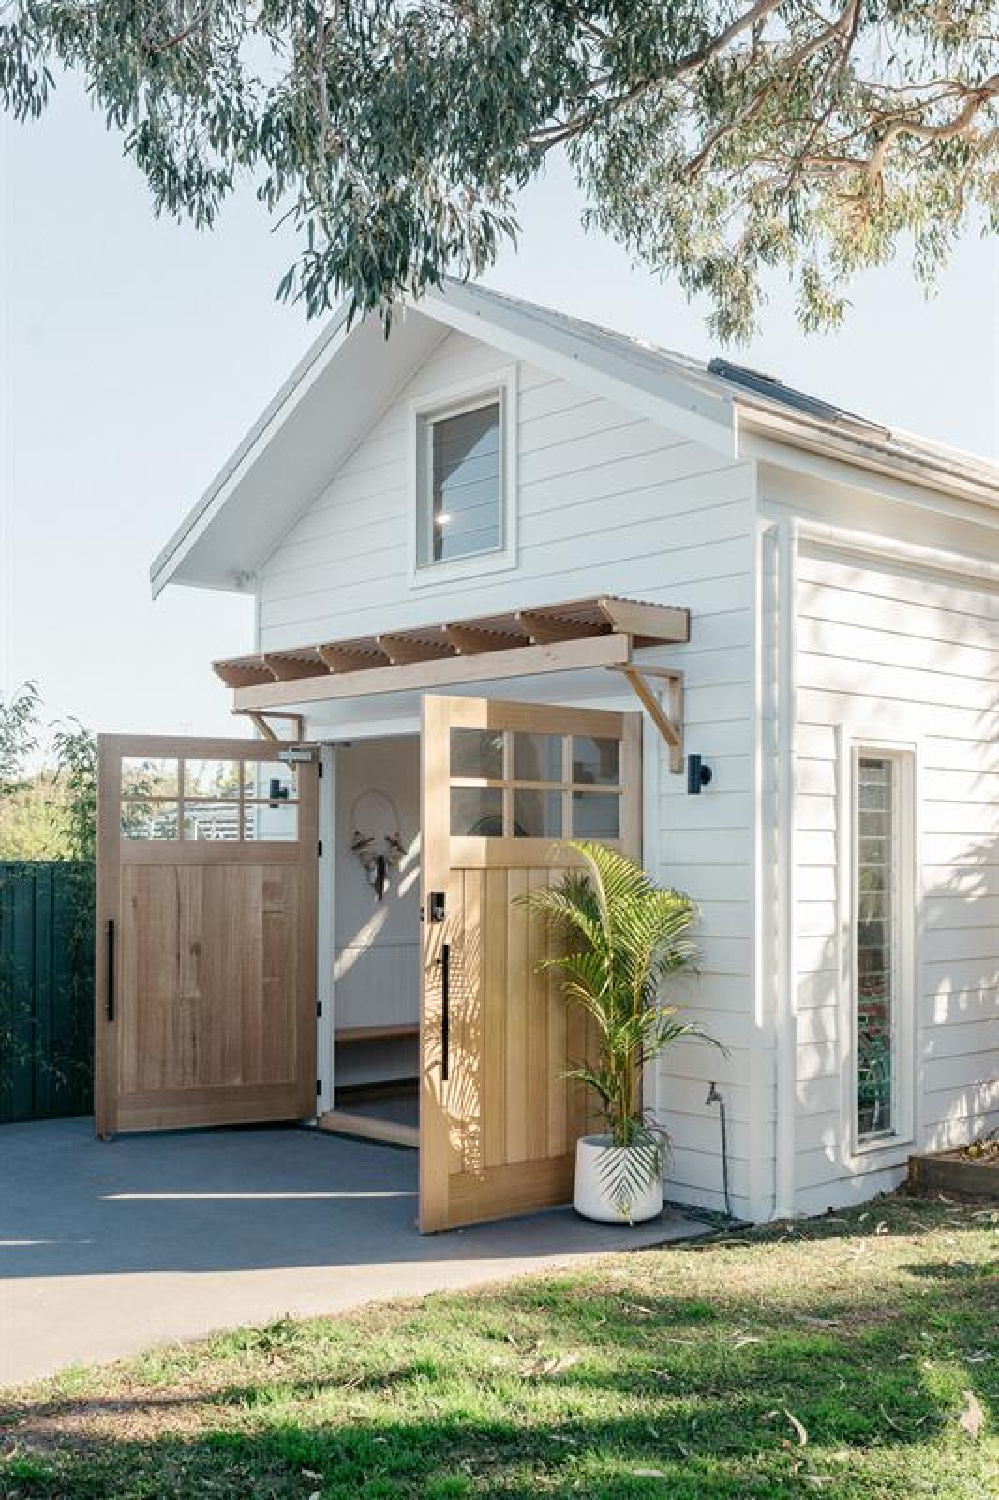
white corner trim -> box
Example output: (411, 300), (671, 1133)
(406, 365), (518, 589)
(774, 517), (799, 1219)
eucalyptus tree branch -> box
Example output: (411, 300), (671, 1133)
(2, 1), (996, 337)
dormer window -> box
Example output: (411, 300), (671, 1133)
(409, 369), (517, 586)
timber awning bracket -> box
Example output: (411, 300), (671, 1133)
(612, 664), (684, 773)
(232, 709), (306, 744)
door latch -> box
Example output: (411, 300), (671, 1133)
(424, 891), (446, 923)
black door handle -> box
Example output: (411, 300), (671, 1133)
(106, 918), (115, 1022)
(440, 942), (450, 1082)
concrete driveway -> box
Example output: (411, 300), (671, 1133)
(1, 1118), (703, 1386)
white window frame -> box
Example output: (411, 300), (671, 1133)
(840, 734), (918, 1159)
(407, 367), (518, 588)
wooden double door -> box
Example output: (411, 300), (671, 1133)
(419, 697), (641, 1231)
(95, 735), (319, 1136)
(95, 701), (640, 1236)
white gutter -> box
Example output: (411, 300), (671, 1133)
(774, 518), (799, 1220)
(739, 404), (999, 512)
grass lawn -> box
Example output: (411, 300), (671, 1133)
(1, 1194), (995, 1499)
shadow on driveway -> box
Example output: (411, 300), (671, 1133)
(1, 1118), (702, 1385)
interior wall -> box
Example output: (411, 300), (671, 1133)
(333, 736), (421, 1087)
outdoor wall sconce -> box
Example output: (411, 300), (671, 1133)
(687, 753), (713, 795)
(349, 789), (406, 900)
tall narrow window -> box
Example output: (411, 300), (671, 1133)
(418, 400), (502, 566)
(854, 753), (903, 1140)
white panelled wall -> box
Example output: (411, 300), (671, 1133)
(761, 462), (999, 1215)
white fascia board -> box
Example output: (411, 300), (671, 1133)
(423, 285), (737, 456)
(150, 302), (354, 598)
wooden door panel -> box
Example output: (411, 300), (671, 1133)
(96, 735), (318, 1136)
(420, 696), (641, 1231)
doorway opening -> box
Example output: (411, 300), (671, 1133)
(322, 734), (421, 1147)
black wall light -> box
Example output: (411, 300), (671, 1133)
(687, 753), (713, 795)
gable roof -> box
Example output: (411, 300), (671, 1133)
(151, 279), (999, 597)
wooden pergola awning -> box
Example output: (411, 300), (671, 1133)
(216, 596), (688, 709)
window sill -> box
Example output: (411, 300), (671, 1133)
(409, 547), (517, 590)
(848, 1130), (914, 1164)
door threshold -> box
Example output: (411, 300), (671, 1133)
(318, 1109), (419, 1149)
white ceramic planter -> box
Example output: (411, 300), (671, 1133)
(573, 1133), (664, 1224)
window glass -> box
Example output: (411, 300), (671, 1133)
(450, 727), (503, 780)
(572, 736), (620, 786)
(856, 756), (895, 1139)
(421, 402), (501, 565)
(451, 786), (503, 837)
(513, 732), (562, 783)
(121, 757), (178, 799)
(243, 804), (299, 842)
(244, 761), (298, 802)
(572, 792), (620, 838)
(121, 803), (180, 840)
(183, 803), (242, 841)
(513, 789), (562, 838)
(184, 760), (241, 800)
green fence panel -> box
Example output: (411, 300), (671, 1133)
(0, 862), (95, 1123)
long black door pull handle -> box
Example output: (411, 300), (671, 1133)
(106, 918), (115, 1022)
(440, 942), (450, 1082)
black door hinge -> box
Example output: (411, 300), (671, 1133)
(317, 1078), (322, 1095)
(316, 1000), (323, 1018)
(318, 762), (323, 778)
(317, 839), (323, 857)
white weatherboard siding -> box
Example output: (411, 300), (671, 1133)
(763, 464), (999, 1215)
(258, 329), (758, 1218)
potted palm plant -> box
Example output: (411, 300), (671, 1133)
(520, 840), (718, 1224)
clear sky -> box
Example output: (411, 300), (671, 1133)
(2, 74), (996, 742)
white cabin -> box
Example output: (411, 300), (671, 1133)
(135, 281), (997, 1226)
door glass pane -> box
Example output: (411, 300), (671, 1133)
(451, 786), (503, 836)
(513, 789), (562, 838)
(121, 757), (178, 799)
(244, 760), (299, 802)
(450, 727), (503, 780)
(121, 802), (180, 840)
(572, 791), (620, 838)
(183, 803), (242, 841)
(856, 755), (895, 1139)
(243, 804), (299, 841)
(572, 736), (619, 786)
(184, 760), (241, 800)
(513, 732), (563, 783)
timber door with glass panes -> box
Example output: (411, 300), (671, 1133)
(419, 696), (642, 1232)
(95, 735), (318, 1136)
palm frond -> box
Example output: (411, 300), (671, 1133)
(519, 838), (719, 1155)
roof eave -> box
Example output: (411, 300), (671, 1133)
(736, 401), (999, 511)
